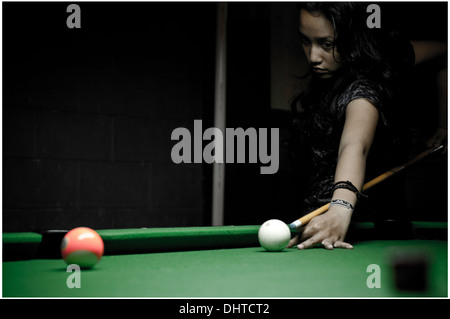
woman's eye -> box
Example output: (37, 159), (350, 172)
(322, 42), (334, 50)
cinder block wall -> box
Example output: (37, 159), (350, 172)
(3, 3), (215, 232)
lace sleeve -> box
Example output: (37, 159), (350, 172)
(335, 79), (386, 125)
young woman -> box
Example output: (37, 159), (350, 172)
(287, 3), (446, 250)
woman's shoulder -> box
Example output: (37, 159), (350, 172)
(336, 76), (383, 114)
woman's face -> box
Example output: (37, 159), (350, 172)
(299, 9), (343, 78)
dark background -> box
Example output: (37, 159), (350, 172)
(2, 2), (447, 232)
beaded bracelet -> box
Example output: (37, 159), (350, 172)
(329, 199), (354, 212)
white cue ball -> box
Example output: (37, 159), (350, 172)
(258, 219), (291, 252)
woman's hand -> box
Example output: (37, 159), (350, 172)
(287, 207), (353, 250)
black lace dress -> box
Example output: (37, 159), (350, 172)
(293, 76), (393, 217)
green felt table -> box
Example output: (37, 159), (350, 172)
(2, 222), (448, 298)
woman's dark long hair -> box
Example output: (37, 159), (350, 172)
(291, 2), (414, 116)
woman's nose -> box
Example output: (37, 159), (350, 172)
(308, 45), (322, 65)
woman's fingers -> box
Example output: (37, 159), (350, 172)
(321, 239), (334, 250)
(287, 235), (300, 248)
(297, 237), (317, 250)
(293, 236), (353, 250)
(286, 217), (353, 250)
(333, 241), (353, 249)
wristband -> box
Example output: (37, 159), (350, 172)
(329, 199), (354, 212)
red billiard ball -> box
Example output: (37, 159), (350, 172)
(61, 227), (104, 269)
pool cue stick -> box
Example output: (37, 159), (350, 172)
(289, 144), (444, 229)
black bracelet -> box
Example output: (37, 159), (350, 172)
(330, 199), (354, 212)
(331, 181), (368, 199)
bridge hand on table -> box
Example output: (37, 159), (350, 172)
(287, 208), (353, 250)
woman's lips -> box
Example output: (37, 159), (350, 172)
(313, 68), (329, 74)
